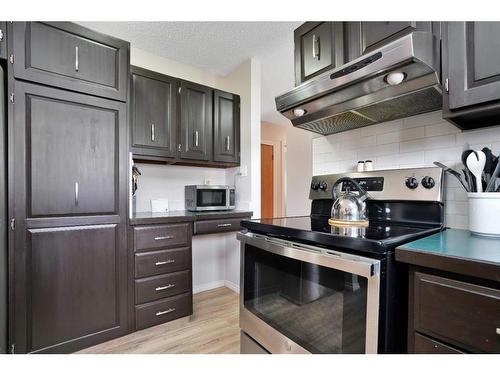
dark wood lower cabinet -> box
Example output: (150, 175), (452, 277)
(18, 224), (128, 353)
(132, 223), (193, 332)
(407, 268), (500, 354)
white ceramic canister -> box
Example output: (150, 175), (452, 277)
(468, 192), (500, 237)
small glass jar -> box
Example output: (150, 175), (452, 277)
(364, 160), (373, 171)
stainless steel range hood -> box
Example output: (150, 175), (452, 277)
(275, 32), (442, 135)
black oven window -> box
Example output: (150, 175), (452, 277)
(243, 244), (368, 353)
(197, 189), (226, 207)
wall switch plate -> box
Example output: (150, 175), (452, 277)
(151, 198), (169, 212)
(239, 165), (248, 177)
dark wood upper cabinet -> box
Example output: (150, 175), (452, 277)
(14, 81), (122, 218)
(0, 22), (6, 60)
(131, 67), (178, 158)
(343, 21), (437, 63)
(443, 22), (500, 129)
(294, 22), (344, 85)
(11, 22), (129, 101)
(213, 90), (240, 163)
(179, 80), (213, 161)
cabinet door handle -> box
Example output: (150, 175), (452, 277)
(217, 223), (232, 228)
(155, 259), (175, 266)
(151, 123), (155, 142)
(154, 235), (174, 241)
(156, 308), (175, 316)
(194, 131), (199, 147)
(312, 35), (320, 59)
(74, 182), (79, 206)
(155, 284), (175, 291)
(225, 136), (230, 151)
(75, 46), (79, 71)
(496, 328), (500, 335)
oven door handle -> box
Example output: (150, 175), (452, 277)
(237, 232), (380, 278)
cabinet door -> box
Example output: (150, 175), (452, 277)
(294, 22), (344, 85)
(361, 22), (418, 53)
(131, 67), (177, 158)
(14, 81), (123, 218)
(15, 224), (127, 353)
(213, 90), (240, 163)
(12, 22), (129, 101)
(446, 22), (500, 110)
(0, 22), (6, 60)
(179, 81), (213, 161)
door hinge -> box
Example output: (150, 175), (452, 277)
(9, 93), (14, 104)
(10, 218), (15, 231)
(9, 54), (14, 64)
(10, 344), (15, 354)
(444, 78), (449, 93)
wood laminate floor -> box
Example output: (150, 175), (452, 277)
(78, 287), (240, 354)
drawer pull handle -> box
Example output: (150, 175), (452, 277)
(225, 136), (230, 151)
(151, 123), (155, 142)
(155, 260), (175, 266)
(75, 46), (79, 71)
(217, 223), (232, 228)
(156, 308), (175, 316)
(155, 284), (175, 291)
(154, 235), (174, 241)
(194, 131), (199, 147)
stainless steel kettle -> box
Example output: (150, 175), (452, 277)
(330, 177), (369, 224)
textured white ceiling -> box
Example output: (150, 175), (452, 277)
(79, 21), (300, 125)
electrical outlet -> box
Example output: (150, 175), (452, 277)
(239, 165), (248, 177)
(204, 178), (212, 185)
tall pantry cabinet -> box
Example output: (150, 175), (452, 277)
(7, 22), (130, 353)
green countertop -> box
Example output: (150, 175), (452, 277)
(129, 210), (253, 225)
(396, 229), (500, 282)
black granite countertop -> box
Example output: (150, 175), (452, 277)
(396, 228), (500, 282)
(129, 210), (253, 225)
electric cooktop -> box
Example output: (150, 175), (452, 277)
(240, 216), (442, 255)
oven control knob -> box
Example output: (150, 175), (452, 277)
(319, 181), (328, 191)
(405, 177), (419, 189)
(421, 176), (435, 189)
(311, 181), (320, 190)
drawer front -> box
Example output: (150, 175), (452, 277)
(413, 333), (464, 354)
(134, 223), (190, 251)
(414, 272), (500, 353)
(13, 22), (128, 101)
(135, 248), (190, 278)
(135, 270), (191, 305)
(135, 292), (192, 330)
(194, 217), (248, 235)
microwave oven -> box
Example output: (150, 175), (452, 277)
(185, 185), (235, 211)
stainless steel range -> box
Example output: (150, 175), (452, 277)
(238, 167), (444, 354)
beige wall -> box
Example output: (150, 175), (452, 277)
(261, 121), (313, 217)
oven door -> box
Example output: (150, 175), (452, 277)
(195, 186), (228, 210)
(238, 232), (380, 354)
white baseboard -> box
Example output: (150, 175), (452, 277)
(224, 280), (240, 294)
(193, 280), (225, 294)
(193, 279), (240, 294)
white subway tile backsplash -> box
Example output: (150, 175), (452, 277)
(400, 134), (456, 153)
(311, 110), (500, 230)
(403, 111), (443, 129)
